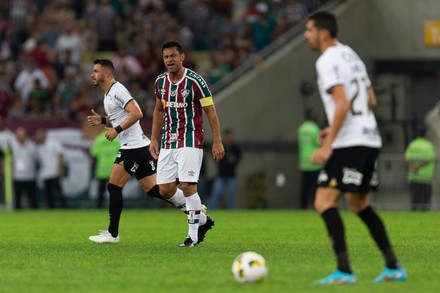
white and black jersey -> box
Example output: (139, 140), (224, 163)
(316, 43), (382, 149)
(104, 81), (150, 149)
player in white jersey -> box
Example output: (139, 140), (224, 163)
(304, 12), (407, 284)
(86, 59), (208, 244)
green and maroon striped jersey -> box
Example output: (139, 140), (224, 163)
(154, 68), (213, 149)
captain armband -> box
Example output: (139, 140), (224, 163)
(200, 96), (214, 107)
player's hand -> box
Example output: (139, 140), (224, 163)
(319, 127), (330, 145)
(105, 127), (118, 142)
(149, 140), (160, 160)
(212, 141), (225, 163)
(87, 109), (101, 126)
(311, 145), (332, 165)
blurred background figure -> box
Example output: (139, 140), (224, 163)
(89, 130), (120, 208)
(297, 109), (321, 209)
(404, 127), (436, 211)
(36, 128), (67, 209)
(209, 128), (241, 209)
(9, 127), (38, 209)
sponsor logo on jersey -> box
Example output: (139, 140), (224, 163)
(166, 101), (188, 108)
(342, 167), (363, 186)
(114, 95), (124, 105)
(130, 162), (139, 173)
(117, 151), (121, 158)
(188, 170), (195, 177)
(188, 71), (208, 88)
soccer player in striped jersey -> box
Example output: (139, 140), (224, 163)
(150, 40), (225, 247)
(304, 12), (407, 284)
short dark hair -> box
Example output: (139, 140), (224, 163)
(93, 59), (115, 71)
(308, 11), (338, 38)
(161, 40), (184, 54)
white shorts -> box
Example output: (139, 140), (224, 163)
(156, 147), (203, 184)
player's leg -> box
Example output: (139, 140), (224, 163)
(347, 192), (407, 282)
(314, 187), (354, 278)
(89, 161), (131, 244)
(177, 148), (212, 246)
(43, 179), (55, 208)
(314, 148), (356, 285)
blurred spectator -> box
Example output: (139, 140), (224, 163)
(283, 0), (309, 29)
(70, 85), (93, 120)
(27, 78), (51, 117)
(53, 65), (83, 117)
(94, 0), (119, 52)
(245, 2), (279, 52)
(0, 76), (13, 122)
(209, 128), (242, 209)
(90, 130), (120, 208)
(55, 20), (84, 67)
(113, 45), (143, 84)
(297, 109), (321, 209)
(209, 50), (232, 85)
(135, 39), (160, 84)
(8, 127), (38, 209)
(28, 38), (58, 91)
(404, 127), (436, 211)
(35, 128), (67, 209)
(8, 0), (37, 51)
(14, 56), (49, 107)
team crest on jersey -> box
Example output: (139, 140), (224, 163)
(181, 89), (189, 98)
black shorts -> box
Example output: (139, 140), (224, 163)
(114, 146), (157, 180)
(317, 146), (379, 193)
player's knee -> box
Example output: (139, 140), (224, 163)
(146, 185), (162, 199)
(107, 183), (122, 195)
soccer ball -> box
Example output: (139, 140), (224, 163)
(231, 251), (268, 283)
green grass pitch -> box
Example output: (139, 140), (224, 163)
(0, 209), (439, 293)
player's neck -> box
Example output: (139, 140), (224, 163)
(320, 39), (338, 53)
(168, 68), (185, 84)
(102, 79), (117, 94)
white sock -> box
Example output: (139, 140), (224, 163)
(168, 188), (186, 212)
(168, 189), (207, 225)
(185, 193), (204, 242)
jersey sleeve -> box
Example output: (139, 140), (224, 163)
(115, 86), (134, 109)
(192, 73), (214, 107)
(316, 53), (344, 93)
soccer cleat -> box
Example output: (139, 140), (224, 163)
(314, 270), (357, 285)
(197, 215), (215, 244)
(178, 236), (198, 247)
(89, 230), (119, 244)
(373, 267), (407, 283)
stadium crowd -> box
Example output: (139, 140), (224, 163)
(0, 0), (328, 124)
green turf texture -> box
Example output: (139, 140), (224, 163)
(0, 209), (438, 293)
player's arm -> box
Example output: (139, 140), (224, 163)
(105, 99), (143, 141)
(87, 109), (110, 126)
(203, 104), (224, 162)
(149, 99), (164, 159)
(367, 87), (377, 110)
(312, 85), (349, 165)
